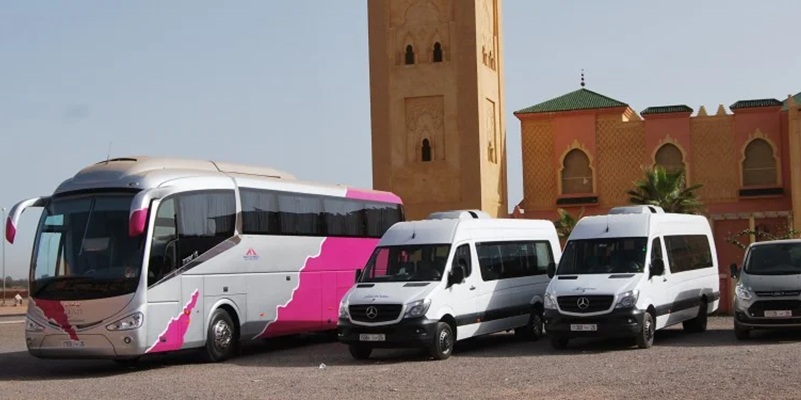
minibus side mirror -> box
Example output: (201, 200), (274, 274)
(547, 262), (556, 279)
(448, 264), (466, 287)
(730, 263), (739, 279)
(650, 258), (665, 278)
(354, 268), (363, 283)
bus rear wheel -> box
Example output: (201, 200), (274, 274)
(204, 308), (238, 362)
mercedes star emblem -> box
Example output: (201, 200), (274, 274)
(577, 297), (590, 310)
(366, 306), (378, 319)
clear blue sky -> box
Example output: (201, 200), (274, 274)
(1, 1), (799, 278)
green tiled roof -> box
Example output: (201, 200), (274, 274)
(640, 105), (693, 115)
(729, 98), (782, 110)
(514, 88), (628, 115)
(781, 92), (801, 111)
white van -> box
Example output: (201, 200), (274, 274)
(337, 210), (561, 360)
(543, 206), (720, 349)
(730, 239), (801, 339)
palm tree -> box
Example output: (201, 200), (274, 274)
(554, 207), (584, 239)
(627, 166), (704, 214)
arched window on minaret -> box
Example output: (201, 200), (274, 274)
(433, 42), (443, 62)
(421, 139), (432, 162)
(405, 45), (415, 65)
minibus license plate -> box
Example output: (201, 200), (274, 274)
(359, 334), (385, 342)
(570, 324), (597, 332)
(764, 310), (792, 318)
(62, 340), (85, 348)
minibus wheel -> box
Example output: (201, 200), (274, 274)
(429, 322), (454, 360)
(682, 300), (708, 333)
(515, 309), (544, 341)
(348, 344), (372, 360)
(636, 312), (655, 349)
(204, 308), (237, 362)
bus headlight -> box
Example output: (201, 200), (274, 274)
(544, 292), (557, 310)
(615, 290), (640, 309)
(339, 299), (350, 319)
(404, 299), (431, 319)
(25, 318), (45, 333)
(106, 312), (143, 331)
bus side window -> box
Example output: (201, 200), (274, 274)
(452, 244), (472, 278)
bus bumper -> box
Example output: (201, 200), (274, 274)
(544, 308), (645, 338)
(337, 318), (439, 348)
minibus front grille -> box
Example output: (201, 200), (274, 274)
(748, 300), (801, 317)
(557, 295), (614, 313)
(350, 304), (403, 323)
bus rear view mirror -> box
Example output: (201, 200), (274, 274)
(547, 262), (556, 279)
(650, 259), (665, 277)
(354, 268), (363, 283)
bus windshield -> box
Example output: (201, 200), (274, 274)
(30, 193), (145, 300)
(359, 244), (452, 282)
(745, 242), (801, 276)
(557, 237), (648, 275)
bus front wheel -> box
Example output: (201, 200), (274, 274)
(204, 308), (238, 362)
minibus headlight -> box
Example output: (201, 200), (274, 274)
(615, 290), (640, 309)
(404, 299), (431, 319)
(25, 318), (45, 333)
(735, 285), (753, 301)
(106, 312), (143, 331)
(339, 299), (350, 319)
(544, 292), (557, 310)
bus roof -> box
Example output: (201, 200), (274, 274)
(52, 156), (400, 203)
(378, 218), (558, 247)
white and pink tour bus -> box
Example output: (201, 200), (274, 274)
(5, 156), (403, 362)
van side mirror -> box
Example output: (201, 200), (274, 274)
(650, 258), (665, 277)
(449, 264), (466, 287)
(730, 263), (739, 279)
(547, 262), (556, 279)
(354, 268), (363, 283)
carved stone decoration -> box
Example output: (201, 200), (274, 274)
(486, 98), (497, 163)
(405, 96), (445, 162)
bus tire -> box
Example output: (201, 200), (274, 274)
(348, 344), (372, 360)
(683, 299), (708, 333)
(514, 308), (544, 341)
(636, 312), (655, 349)
(428, 322), (454, 360)
(204, 308), (237, 362)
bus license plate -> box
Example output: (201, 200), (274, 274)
(359, 334), (385, 342)
(765, 310), (792, 318)
(570, 324), (597, 332)
(62, 340), (85, 348)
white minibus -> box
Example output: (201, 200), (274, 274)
(543, 206), (720, 349)
(337, 210), (561, 360)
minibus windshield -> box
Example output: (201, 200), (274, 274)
(360, 244), (452, 282)
(557, 237), (647, 275)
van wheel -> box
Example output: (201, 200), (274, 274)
(683, 300), (708, 333)
(348, 344), (372, 360)
(203, 308), (238, 362)
(550, 335), (569, 349)
(734, 322), (750, 340)
(636, 312), (655, 349)
(515, 309), (544, 341)
(428, 322), (454, 360)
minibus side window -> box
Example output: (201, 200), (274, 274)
(453, 244), (472, 277)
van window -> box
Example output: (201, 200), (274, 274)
(744, 242), (801, 276)
(664, 235), (713, 273)
(360, 244), (452, 282)
(476, 240), (553, 281)
(452, 244), (472, 277)
(557, 237), (647, 275)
